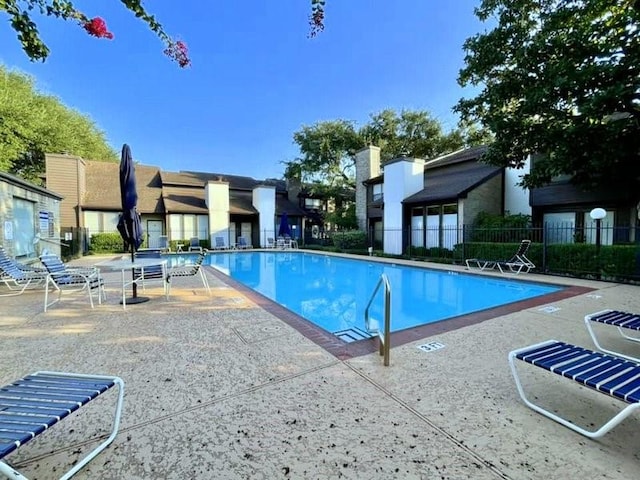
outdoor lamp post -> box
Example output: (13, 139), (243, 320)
(590, 207), (606, 279)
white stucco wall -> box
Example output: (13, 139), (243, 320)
(205, 181), (230, 245)
(252, 185), (276, 247)
(504, 155), (531, 215)
(383, 158), (425, 255)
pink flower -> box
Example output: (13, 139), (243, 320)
(84, 17), (114, 39)
(164, 40), (190, 68)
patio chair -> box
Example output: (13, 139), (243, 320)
(235, 236), (252, 249)
(133, 249), (167, 294)
(213, 236), (229, 250)
(466, 239), (535, 274)
(0, 248), (47, 296)
(508, 339), (640, 438)
(158, 235), (170, 253)
(40, 252), (106, 311)
(188, 237), (203, 253)
(165, 252), (210, 298)
(0, 245), (47, 275)
(584, 309), (640, 363)
(266, 237), (276, 249)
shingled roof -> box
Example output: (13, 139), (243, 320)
(161, 171), (287, 192)
(83, 161), (164, 213)
(403, 146), (501, 204)
(162, 186), (208, 213)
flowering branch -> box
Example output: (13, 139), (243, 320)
(1, 0), (190, 67)
(309, 0), (326, 38)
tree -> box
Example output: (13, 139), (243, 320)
(0, 65), (117, 182)
(456, 0), (640, 191)
(360, 109), (491, 162)
(284, 109), (486, 230)
(285, 109), (487, 188)
(285, 120), (362, 189)
(2, 0), (190, 67)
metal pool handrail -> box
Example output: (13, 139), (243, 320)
(364, 273), (391, 366)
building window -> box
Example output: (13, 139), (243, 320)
(84, 211), (120, 235)
(543, 212), (576, 244)
(372, 184), (383, 202)
(168, 214), (209, 240)
(305, 198), (322, 210)
(411, 207), (424, 247)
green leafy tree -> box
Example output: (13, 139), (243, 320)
(456, 0), (640, 191)
(285, 120), (362, 189)
(285, 109), (487, 188)
(360, 109), (491, 162)
(284, 109), (487, 230)
(0, 65), (117, 182)
(2, 0), (190, 66)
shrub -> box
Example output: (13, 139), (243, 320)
(89, 232), (125, 253)
(331, 230), (367, 250)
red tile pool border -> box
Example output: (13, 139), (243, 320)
(207, 266), (594, 361)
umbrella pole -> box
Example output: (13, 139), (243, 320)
(131, 245), (138, 298)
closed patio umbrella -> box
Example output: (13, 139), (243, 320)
(116, 144), (148, 304)
(278, 212), (291, 238)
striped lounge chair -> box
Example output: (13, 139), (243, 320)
(0, 371), (124, 479)
(165, 252), (210, 298)
(509, 340), (640, 438)
(585, 309), (640, 363)
(0, 247), (46, 296)
(40, 253), (106, 312)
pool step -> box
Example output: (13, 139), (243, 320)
(333, 326), (374, 343)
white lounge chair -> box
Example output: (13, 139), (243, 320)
(509, 339), (640, 438)
(166, 252), (210, 298)
(0, 371), (124, 480)
(585, 309), (640, 363)
(213, 236), (229, 250)
(188, 237), (203, 253)
(0, 247), (46, 296)
(466, 240), (535, 274)
(235, 236), (252, 249)
(40, 253), (106, 311)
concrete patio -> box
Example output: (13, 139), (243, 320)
(1, 253), (639, 479)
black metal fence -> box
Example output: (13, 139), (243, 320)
(367, 224), (640, 283)
(59, 227), (89, 260)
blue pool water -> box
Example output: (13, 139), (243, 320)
(169, 251), (561, 336)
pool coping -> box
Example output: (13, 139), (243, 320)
(206, 257), (595, 361)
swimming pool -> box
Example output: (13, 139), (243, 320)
(173, 251), (561, 339)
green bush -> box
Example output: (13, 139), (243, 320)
(89, 233), (125, 253)
(470, 212), (534, 242)
(331, 230), (367, 250)
(545, 243), (638, 278)
(457, 242), (639, 280)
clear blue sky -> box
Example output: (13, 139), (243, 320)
(0, 0), (486, 180)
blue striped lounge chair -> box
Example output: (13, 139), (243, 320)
(133, 250), (167, 294)
(236, 236), (252, 249)
(0, 247), (46, 296)
(40, 253), (106, 311)
(584, 309), (640, 363)
(165, 252), (210, 298)
(0, 371), (124, 479)
(213, 236), (228, 250)
(188, 237), (203, 253)
(509, 339), (640, 438)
